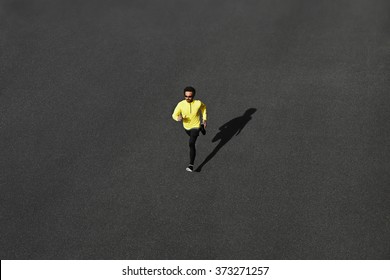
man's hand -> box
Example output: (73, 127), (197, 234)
(177, 115), (183, 121)
(203, 120), (207, 128)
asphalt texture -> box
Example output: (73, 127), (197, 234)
(1, 0), (390, 259)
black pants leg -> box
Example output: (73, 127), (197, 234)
(185, 128), (199, 165)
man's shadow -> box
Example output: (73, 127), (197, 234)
(195, 108), (257, 172)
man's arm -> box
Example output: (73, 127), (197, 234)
(172, 103), (182, 121)
(201, 102), (207, 128)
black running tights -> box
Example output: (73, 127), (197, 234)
(185, 128), (199, 165)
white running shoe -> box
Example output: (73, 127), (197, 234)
(186, 165), (194, 172)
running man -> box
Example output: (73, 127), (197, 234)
(172, 86), (207, 172)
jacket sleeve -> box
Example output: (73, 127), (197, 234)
(172, 103), (181, 121)
(200, 102), (207, 121)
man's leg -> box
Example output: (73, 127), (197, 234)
(185, 128), (199, 171)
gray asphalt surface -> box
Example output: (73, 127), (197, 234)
(1, 0), (390, 259)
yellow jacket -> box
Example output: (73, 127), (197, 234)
(172, 100), (207, 130)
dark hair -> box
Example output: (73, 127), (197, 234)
(183, 86), (196, 97)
